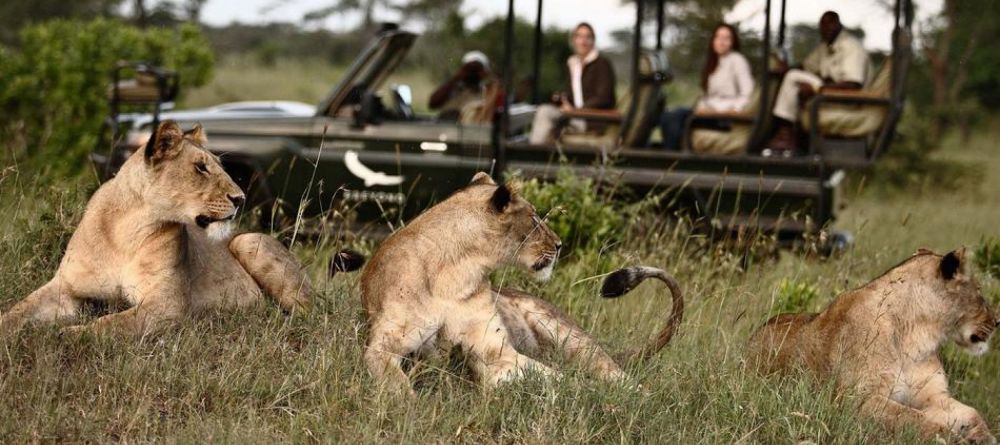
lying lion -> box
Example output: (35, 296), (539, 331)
(360, 172), (684, 393)
(1, 121), (338, 335)
(747, 248), (997, 444)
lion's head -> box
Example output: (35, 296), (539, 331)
(464, 172), (562, 280)
(930, 248), (999, 356)
(139, 121), (245, 238)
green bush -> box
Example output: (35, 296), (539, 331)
(869, 110), (984, 194)
(771, 278), (822, 314)
(517, 168), (654, 251)
(0, 19), (214, 177)
(975, 237), (1000, 280)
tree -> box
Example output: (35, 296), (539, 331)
(303, 0), (395, 31)
(0, 0), (123, 44)
(918, 0), (998, 140)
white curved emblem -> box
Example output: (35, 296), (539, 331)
(344, 150), (405, 187)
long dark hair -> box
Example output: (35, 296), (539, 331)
(701, 24), (741, 91)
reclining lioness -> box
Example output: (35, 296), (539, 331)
(1, 121), (324, 335)
(747, 248), (997, 444)
(360, 172), (684, 393)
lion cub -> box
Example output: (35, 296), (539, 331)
(747, 248), (997, 444)
(360, 173), (684, 393)
(361, 173), (561, 391)
(1, 121), (330, 336)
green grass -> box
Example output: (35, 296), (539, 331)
(0, 111), (998, 443)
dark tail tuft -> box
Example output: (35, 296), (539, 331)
(600, 267), (643, 298)
(600, 266), (685, 363)
(329, 249), (366, 276)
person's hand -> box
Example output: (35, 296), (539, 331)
(773, 59), (789, 75)
(551, 91), (566, 105)
(796, 82), (816, 100)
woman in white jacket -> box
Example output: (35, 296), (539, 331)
(661, 24), (755, 150)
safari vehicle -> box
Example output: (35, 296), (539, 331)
(92, 0), (914, 247)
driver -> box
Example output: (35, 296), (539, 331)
(765, 11), (870, 155)
(428, 51), (497, 122)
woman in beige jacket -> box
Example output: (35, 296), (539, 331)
(661, 24), (754, 150)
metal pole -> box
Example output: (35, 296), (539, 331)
(748, 0), (771, 152)
(655, 0), (664, 50)
(627, 0), (642, 126)
(777, 0), (786, 47)
(531, 0), (543, 104)
(493, 0), (514, 179)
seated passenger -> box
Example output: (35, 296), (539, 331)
(765, 11), (870, 155)
(660, 23), (754, 151)
(529, 22), (616, 145)
(429, 51), (496, 122)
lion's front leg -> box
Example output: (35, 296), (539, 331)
(64, 270), (186, 336)
(908, 360), (996, 444)
(228, 233), (312, 313)
(64, 228), (188, 336)
(445, 293), (559, 387)
(1, 278), (82, 335)
(509, 295), (624, 380)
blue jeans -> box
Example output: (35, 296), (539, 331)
(660, 107), (692, 150)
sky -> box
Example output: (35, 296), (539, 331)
(198, 0), (943, 52)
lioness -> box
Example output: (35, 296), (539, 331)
(1, 121), (323, 335)
(360, 172), (684, 393)
(747, 248), (997, 444)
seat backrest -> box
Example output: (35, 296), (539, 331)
(867, 59), (892, 97)
(621, 50), (670, 147)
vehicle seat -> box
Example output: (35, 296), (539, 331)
(107, 70), (177, 104)
(800, 60), (892, 138)
(558, 50), (669, 148)
(688, 89), (760, 155)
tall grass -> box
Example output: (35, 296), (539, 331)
(0, 118), (997, 443)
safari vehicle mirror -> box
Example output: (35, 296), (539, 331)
(394, 84), (412, 106)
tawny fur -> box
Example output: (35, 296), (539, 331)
(359, 173), (685, 394)
(0, 121), (313, 336)
(747, 248), (998, 444)
(360, 172), (561, 392)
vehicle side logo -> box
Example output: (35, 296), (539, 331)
(344, 150), (405, 187)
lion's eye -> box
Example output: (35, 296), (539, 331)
(194, 162), (209, 174)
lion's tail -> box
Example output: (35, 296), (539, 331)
(329, 249), (366, 277)
(600, 266), (684, 362)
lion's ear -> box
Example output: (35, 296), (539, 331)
(145, 120), (184, 165)
(184, 123), (208, 146)
(490, 183), (512, 213)
(940, 247), (967, 280)
(469, 172), (496, 186)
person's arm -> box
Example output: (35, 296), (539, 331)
(429, 65), (472, 110)
(428, 76), (459, 110)
(802, 45), (822, 75)
(582, 58), (616, 109)
(822, 37), (867, 91)
(732, 54), (756, 111)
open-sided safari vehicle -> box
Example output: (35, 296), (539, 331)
(92, 0), (914, 247)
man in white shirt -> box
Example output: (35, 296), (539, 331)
(766, 11), (870, 155)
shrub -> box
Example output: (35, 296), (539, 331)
(975, 237), (1000, 280)
(869, 110), (984, 194)
(771, 278), (821, 314)
(516, 168), (655, 251)
(0, 19), (214, 177)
